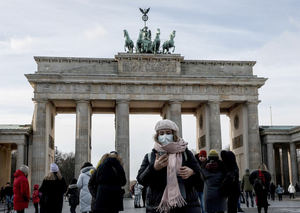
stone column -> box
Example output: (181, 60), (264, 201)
(169, 101), (182, 137)
(115, 100), (130, 195)
(242, 104), (250, 170)
(31, 100), (49, 187)
(208, 101), (222, 151)
(16, 143), (25, 169)
(247, 101), (261, 170)
(267, 143), (275, 181)
(274, 146), (282, 185)
(290, 142), (299, 185)
(282, 145), (290, 191)
(75, 100), (92, 177)
(162, 101), (182, 137)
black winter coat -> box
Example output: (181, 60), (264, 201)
(93, 157), (126, 213)
(249, 170), (271, 207)
(66, 184), (79, 206)
(39, 176), (67, 213)
(137, 148), (201, 212)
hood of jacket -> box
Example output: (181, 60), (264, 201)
(81, 166), (94, 176)
(14, 169), (26, 178)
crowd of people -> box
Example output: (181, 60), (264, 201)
(1, 119), (299, 213)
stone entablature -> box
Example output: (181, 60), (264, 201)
(260, 126), (300, 143)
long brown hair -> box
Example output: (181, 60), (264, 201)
(44, 171), (62, 180)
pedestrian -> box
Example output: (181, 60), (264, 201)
(195, 149), (207, 213)
(134, 182), (143, 208)
(92, 151), (126, 213)
(137, 119), (201, 213)
(13, 165), (30, 213)
(269, 182), (275, 201)
(39, 163), (67, 213)
(288, 183), (296, 199)
(275, 184), (284, 201)
(88, 153), (110, 213)
(241, 169), (254, 207)
(249, 164), (271, 213)
(3, 182), (13, 211)
(0, 186), (4, 203)
(200, 149), (227, 213)
(66, 178), (79, 213)
(77, 162), (94, 213)
(32, 184), (40, 213)
(220, 150), (240, 213)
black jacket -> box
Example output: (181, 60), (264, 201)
(66, 184), (79, 206)
(194, 153), (205, 192)
(39, 176), (67, 213)
(137, 148), (201, 212)
(93, 157), (126, 212)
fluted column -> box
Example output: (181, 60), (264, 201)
(274, 146), (282, 185)
(290, 142), (299, 185)
(282, 145), (290, 191)
(247, 101), (261, 170)
(31, 100), (49, 187)
(208, 101), (221, 151)
(16, 143), (25, 169)
(75, 100), (92, 177)
(115, 100), (130, 195)
(267, 143), (275, 181)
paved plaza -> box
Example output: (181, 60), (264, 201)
(1, 196), (300, 213)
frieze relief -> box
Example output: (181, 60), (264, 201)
(120, 59), (179, 74)
(36, 83), (258, 96)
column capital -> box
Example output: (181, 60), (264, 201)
(116, 99), (130, 104)
(246, 100), (260, 105)
(207, 100), (220, 104)
(32, 98), (48, 103)
(169, 99), (183, 104)
(75, 99), (90, 104)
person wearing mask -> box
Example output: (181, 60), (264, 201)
(32, 184), (40, 213)
(249, 164), (271, 213)
(66, 178), (79, 213)
(39, 163), (67, 213)
(200, 149), (226, 213)
(93, 152), (126, 213)
(77, 162), (94, 213)
(220, 150), (240, 213)
(13, 165), (30, 213)
(195, 150), (207, 213)
(137, 119), (201, 213)
(288, 183), (296, 199)
(241, 169), (254, 207)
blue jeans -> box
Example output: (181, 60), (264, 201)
(198, 192), (206, 213)
(5, 195), (13, 210)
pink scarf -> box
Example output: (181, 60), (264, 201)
(154, 138), (188, 213)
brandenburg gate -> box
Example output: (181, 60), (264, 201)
(25, 53), (266, 189)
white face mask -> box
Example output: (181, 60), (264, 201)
(158, 134), (174, 145)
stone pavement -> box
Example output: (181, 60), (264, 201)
(1, 196), (300, 213)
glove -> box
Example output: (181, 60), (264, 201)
(23, 195), (29, 202)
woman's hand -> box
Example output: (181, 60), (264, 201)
(154, 153), (168, 171)
(177, 166), (195, 179)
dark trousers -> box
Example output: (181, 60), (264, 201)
(227, 193), (239, 213)
(70, 204), (77, 213)
(278, 194), (282, 200)
(245, 191), (254, 207)
(257, 206), (268, 213)
(289, 193), (295, 199)
(17, 210), (25, 213)
(34, 202), (39, 213)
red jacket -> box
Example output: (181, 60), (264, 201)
(32, 184), (40, 203)
(13, 170), (30, 210)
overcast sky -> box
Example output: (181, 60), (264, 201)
(1, 0), (300, 180)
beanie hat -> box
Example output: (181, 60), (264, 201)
(208, 149), (219, 157)
(155, 119), (179, 132)
(50, 163), (59, 173)
(81, 162), (93, 170)
(199, 150), (207, 158)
